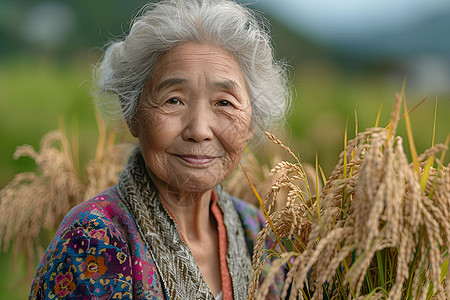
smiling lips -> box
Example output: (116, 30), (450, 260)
(177, 155), (216, 165)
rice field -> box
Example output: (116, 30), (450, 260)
(0, 56), (449, 299)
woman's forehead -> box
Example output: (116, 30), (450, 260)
(149, 42), (248, 91)
(157, 43), (240, 71)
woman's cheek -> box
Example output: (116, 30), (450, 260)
(218, 111), (252, 146)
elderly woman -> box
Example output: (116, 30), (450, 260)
(29, 0), (289, 299)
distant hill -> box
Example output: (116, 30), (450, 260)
(250, 1), (450, 61)
(350, 9), (450, 58)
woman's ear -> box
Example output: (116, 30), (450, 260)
(246, 123), (255, 142)
(128, 79), (153, 138)
(127, 118), (139, 137)
(120, 94), (140, 137)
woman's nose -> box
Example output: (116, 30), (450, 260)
(181, 103), (214, 142)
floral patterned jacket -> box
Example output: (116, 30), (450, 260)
(29, 150), (282, 299)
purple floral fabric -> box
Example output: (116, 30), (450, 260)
(29, 186), (281, 299)
(30, 187), (164, 299)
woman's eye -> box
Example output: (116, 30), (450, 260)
(216, 100), (232, 107)
(166, 98), (182, 105)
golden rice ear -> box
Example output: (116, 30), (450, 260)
(0, 129), (84, 277)
(0, 113), (133, 280)
(250, 93), (449, 299)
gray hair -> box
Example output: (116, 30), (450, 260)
(96, 0), (290, 137)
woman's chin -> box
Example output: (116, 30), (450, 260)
(160, 172), (221, 194)
(172, 179), (218, 194)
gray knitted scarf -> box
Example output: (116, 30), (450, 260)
(117, 148), (252, 299)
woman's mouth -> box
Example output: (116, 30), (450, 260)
(177, 155), (215, 165)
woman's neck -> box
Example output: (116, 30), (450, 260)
(157, 186), (215, 242)
(148, 173), (222, 296)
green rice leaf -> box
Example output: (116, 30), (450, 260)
(420, 156), (434, 193)
(240, 163), (286, 253)
(374, 105), (382, 128)
(402, 93), (420, 175)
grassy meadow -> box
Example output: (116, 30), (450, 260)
(0, 53), (449, 298)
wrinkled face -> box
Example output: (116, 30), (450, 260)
(131, 42), (253, 194)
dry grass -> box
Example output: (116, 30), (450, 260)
(248, 94), (449, 299)
(0, 116), (132, 276)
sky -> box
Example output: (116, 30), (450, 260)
(247, 0), (450, 42)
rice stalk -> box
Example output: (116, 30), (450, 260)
(0, 117), (133, 277)
(249, 93), (449, 299)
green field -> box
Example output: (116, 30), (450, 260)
(0, 54), (449, 298)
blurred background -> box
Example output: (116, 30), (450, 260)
(1, 0), (449, 298)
